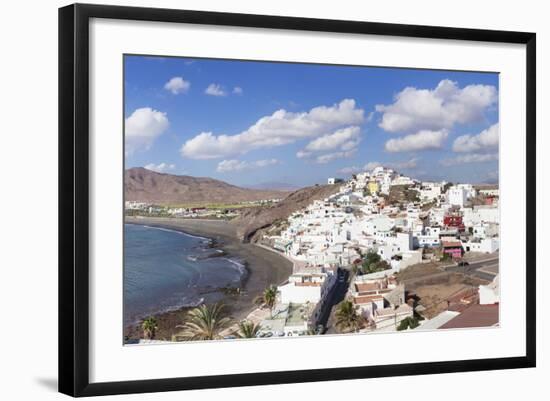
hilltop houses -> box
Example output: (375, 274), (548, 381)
(262, 165), (499, 334)
(273, 165), (500, 270)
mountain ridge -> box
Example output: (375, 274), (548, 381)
(125, 167), (290, 205)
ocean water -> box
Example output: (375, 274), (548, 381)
(124, 224), (246, 325)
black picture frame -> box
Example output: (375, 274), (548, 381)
(59, 3), (536, 397)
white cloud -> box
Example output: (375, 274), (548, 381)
(452, 123), (499, 153)
(338, 166), (362, 175)
(144, 162), (175, 173)
(385, 129), (448, 153)
(388, 157), (420, 170)
(314, 149), (357, 164)
(376, 79), (497, 133)
(364, 161), (382, 171)
(216, 160), (247, 172)
(254, 158), (280, 167)
(164, 77), (190, 94)
(181, 99), (364, 159)
(125, 108), (169, 154)
(205, 83), (227, 97)
(233, 86), (243, 95)
(360, 159), (419, 172)
(296, 150), (312, 159)
(440, 153), (498, 166)
(303, 126), (361, 152)
(216, 158), (280, 173)
(297, 126), (361, 164)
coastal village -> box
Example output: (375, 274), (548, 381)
(255, 166), (499, 337)
(127, 166), (500, 342)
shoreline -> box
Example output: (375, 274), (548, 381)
(124, 216), (293, 341)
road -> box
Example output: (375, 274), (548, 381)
(317, 268), (350, 333)
(444, 256), (499, 282)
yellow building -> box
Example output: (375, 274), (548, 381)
(367, 181), (379, 194)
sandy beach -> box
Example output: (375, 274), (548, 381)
(124, 216), (293, 341)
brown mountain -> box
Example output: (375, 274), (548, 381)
(125, 167), (290, 205)
(234, 183), (342, 242)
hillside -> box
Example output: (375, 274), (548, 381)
(233, 184), (342, 242)
(125, 167), (289, 205)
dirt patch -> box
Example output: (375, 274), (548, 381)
(396, 262), (443, 282)
(398, 262), (487, 319)
(414, 283), (467, 319)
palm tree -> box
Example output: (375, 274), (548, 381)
(141, 316), (158, 340)
(335, 300), (364, 333)
(174, 303), (232, 341)
(236, 320), (261, 338)
(254, 285), (278, 316)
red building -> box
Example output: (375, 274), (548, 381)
(441, 240), (464, 259)
(444, 214), (465, 231)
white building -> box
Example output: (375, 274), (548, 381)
(418, 182), (443, 201)
(259, 303), (312, 336)
(448, 186), (468, 207)
(416, 311), (461, 331)
(377, 232), (413, 261)
(373, 303), (414, 330)
(397, 249), (423, 269)
(416, 234), (440, 248)
(479, 275), (500, 305)
(278, 270), (336, 305)
(472, 223), (499, 239)
(363, 215), (394, 236)
(463, 205), (500, 225)
(462, 238), (500, 253)
(391, 175), (415, 186)
(349, 275), (413, 330)
(479, 188), (499, 197)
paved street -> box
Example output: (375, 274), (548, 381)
(317, 268), (350, 333)
(444, 256), (499, 283)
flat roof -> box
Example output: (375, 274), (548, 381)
(295, 282), (322, 287)
(286, 303), (309, 326)
(355, 282), (381, 292)
(353, 295), (384, 304)
(442, 241), (462, 248)
(439, 304), (499, 329)
(416, 311), (461, 331)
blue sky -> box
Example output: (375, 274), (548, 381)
(124, 55), (499, 187)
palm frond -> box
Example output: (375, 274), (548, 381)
(174, 303), (232, 341)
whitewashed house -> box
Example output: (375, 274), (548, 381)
(479, 275), (500, 305)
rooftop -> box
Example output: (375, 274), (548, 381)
(375, 304), (412, 317)
(439, 304), (499, 329)
(355, 282), (382, 292)
(295, 282), (322, 287)
(353, 294), (385, 304)
(416, 311), (461, 331)
(442, 240), (463, 248)
(286, 303), (311, 326)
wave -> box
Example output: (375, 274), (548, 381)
(127, 297), (206, 325)
(224, 257), (249, 278)
(187, 248), (227, 261)
(138, 224), (210, 241)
